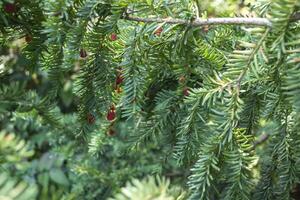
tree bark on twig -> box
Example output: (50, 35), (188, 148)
(123, 13), (300, 27)
(124, 15), (273, 27)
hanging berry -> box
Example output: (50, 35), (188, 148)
(107, 128), (116, 136)
(106, 109), (116, 121)
(87, 113), (96, 124)
(154, 27), (163, 36)
(80, 48), (87, 58)
(25, 35), (32, 43)
(115, 74), (124, 85)
(183, 87), (190, 96)
(4, 3), (17, 13)
(110, 33), (117, 41)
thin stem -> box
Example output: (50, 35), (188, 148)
(124, 12), (300, 28)
(124, 15), (273, 27)
(236, 28), (270, 88)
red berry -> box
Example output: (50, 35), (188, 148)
(107, 129), (116, 136)
(183, 87), (189, 96)
(25, 35), (32, 43)
(4, 3), (17, 13)
(87, 113), (96, 124)
(116, 75), (124, 85)
(154, 27), (163, 36)
(106, 110), (116, 121)
(110, 33), (117, 41)
(80, 48), (87, 58)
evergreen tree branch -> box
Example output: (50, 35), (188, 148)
(124, 11), (300, 27)
(124, 15), (273, 27)
(235, 28), (270, 87)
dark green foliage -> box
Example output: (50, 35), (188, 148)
(1, 0), (300, 199)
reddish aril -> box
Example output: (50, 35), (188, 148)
(4, 3), (17, 13)
(110, 33), (117, 41)
(183, 87), (190, 96)
(116, 74), (124, 85)
(106, 110), (116, 121)
(80, 48), (87, 58)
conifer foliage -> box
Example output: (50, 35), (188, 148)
(1, 0), (300, 199)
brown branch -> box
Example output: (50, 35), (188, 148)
(124, 15), (273, 27)
(124, 12), (300, 28)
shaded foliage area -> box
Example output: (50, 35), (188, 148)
(0, 0), (300, 199)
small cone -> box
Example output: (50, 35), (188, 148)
(25, 35), (32, 43)
(154, 27), (163, 36)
